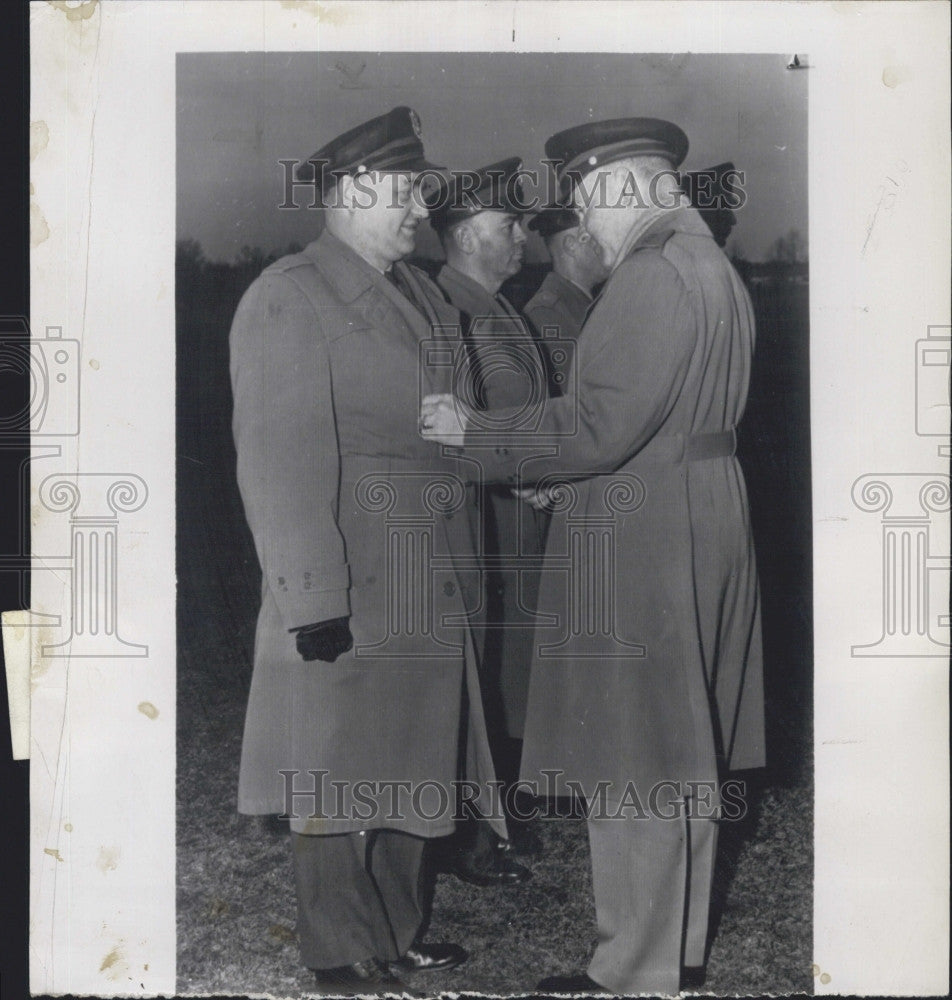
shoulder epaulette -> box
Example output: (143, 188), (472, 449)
(262, 251), (313, 276)
(632, 227), (676, 253)
(528, 289), (560, 310)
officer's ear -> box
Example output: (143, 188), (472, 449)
(453, 221), (476, 256)
(337, 173), (379, 213)
(336, 174), (358, 211)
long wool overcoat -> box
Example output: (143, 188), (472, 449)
(229, 231), (505, 838)
(435, 264), (550, 739)
(463, 207), (765, 805)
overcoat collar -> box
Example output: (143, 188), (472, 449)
(542, 270), (593, 312)
(303, 229), (436, 340)
(437, 264), (519, 319)
(617, 205), (712, 263)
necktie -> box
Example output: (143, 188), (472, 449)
(385, 265), (433, 323)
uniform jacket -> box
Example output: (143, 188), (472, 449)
(523, 269), (592, 394)
(435, 264), (549, 737)
(462, 206), (765, 801)
(229, 231), (505, 838)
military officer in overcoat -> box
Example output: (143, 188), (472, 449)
(428, 158), (549, 882)
(229, 107), (505, 994)
(523, 206), (609, 383)
(422, 117), (765, 995)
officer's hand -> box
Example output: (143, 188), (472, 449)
(512, 485), (555, 511)
(420, 394), (467, 446)
(290, 617), (354, 663)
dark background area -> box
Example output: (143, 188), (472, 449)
(174, 235), (812, 995)
(177, 52), (808, 269)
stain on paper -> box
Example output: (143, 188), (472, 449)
(813, 962), (833, 985)
(48, 0), (100, 21)
(4, 620), (25, 642)
(44, 847), (64, 861)
(32, 625), (59, 681)
(100, 949), (121, 971)
(99, 945), (130, 981)
(30, 121), (50, 161)
(89, 358), (100, 370)
(31, 201), (50, 248)
(280, 0), (350, 24)
(138, 701), (159, 720)
(882, 65), (911, 88)
(30, 119), (50, 247)
(96, 845), (121, 873)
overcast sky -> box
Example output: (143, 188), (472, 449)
(177, 51), (807, 264)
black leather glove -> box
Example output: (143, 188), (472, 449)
(290, 617), (353, 663)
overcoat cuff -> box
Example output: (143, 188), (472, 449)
(277, 582), (351, 631)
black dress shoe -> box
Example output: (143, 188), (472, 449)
(313, 956), (416, 996)
(536, 972), (608, 994)
(447, 849), (531, 886)
(681, 966), (707, 991)
(390, 942), (468, 973)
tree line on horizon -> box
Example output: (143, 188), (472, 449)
(177, 227), (808, 282)
(175, 230), (808, 331)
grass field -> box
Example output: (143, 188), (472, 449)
(176, 261), (813, 997)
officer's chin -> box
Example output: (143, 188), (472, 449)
(397, 228), (418, 252)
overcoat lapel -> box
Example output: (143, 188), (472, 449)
(304, 232), (432, 346)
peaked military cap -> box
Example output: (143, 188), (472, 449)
(683, 162), (740, 247)
(527, 205), (582, 240)
(545, 117), (689, 195)
(428, 156), (531, 231)
(297, 106), (444, 196)
(683, 162), (738, 209)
